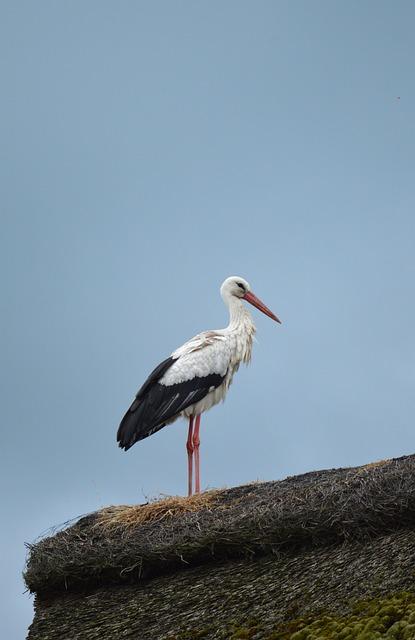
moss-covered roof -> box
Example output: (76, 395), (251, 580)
(25, 455), (415, 639)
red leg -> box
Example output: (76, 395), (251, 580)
(193, 415), (201, 493)
(186, 416), (194, 497)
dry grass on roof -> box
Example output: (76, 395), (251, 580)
(95, 489), (224, 530)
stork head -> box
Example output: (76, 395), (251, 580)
(220, 276), (281, 323)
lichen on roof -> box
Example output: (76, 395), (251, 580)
(224, 591), (415, 639)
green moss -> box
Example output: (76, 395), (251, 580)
(143, 591), (415, 640)
(181, 591), (415, 639)
(227, 617), (261, 639)
(264, 591), (415, 639)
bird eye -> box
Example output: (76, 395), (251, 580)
(237, 282), (245, 291)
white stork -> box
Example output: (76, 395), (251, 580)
(117, 276), (281, 496)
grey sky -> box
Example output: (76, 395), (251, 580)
(2, 1), (415, 637)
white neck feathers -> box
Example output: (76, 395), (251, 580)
(223, 296), (256, 365)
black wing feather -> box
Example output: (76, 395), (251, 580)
(117, 357), (224, 451)
(128, 357), (175, 412)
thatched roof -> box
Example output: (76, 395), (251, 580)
(25, 455), (415, 639)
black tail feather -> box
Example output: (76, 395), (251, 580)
(117, 411), (164, 450)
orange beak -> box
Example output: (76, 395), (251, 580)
(243, 291), (281, 323)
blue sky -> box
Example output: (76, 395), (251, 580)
(2, 1), (415, 637)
